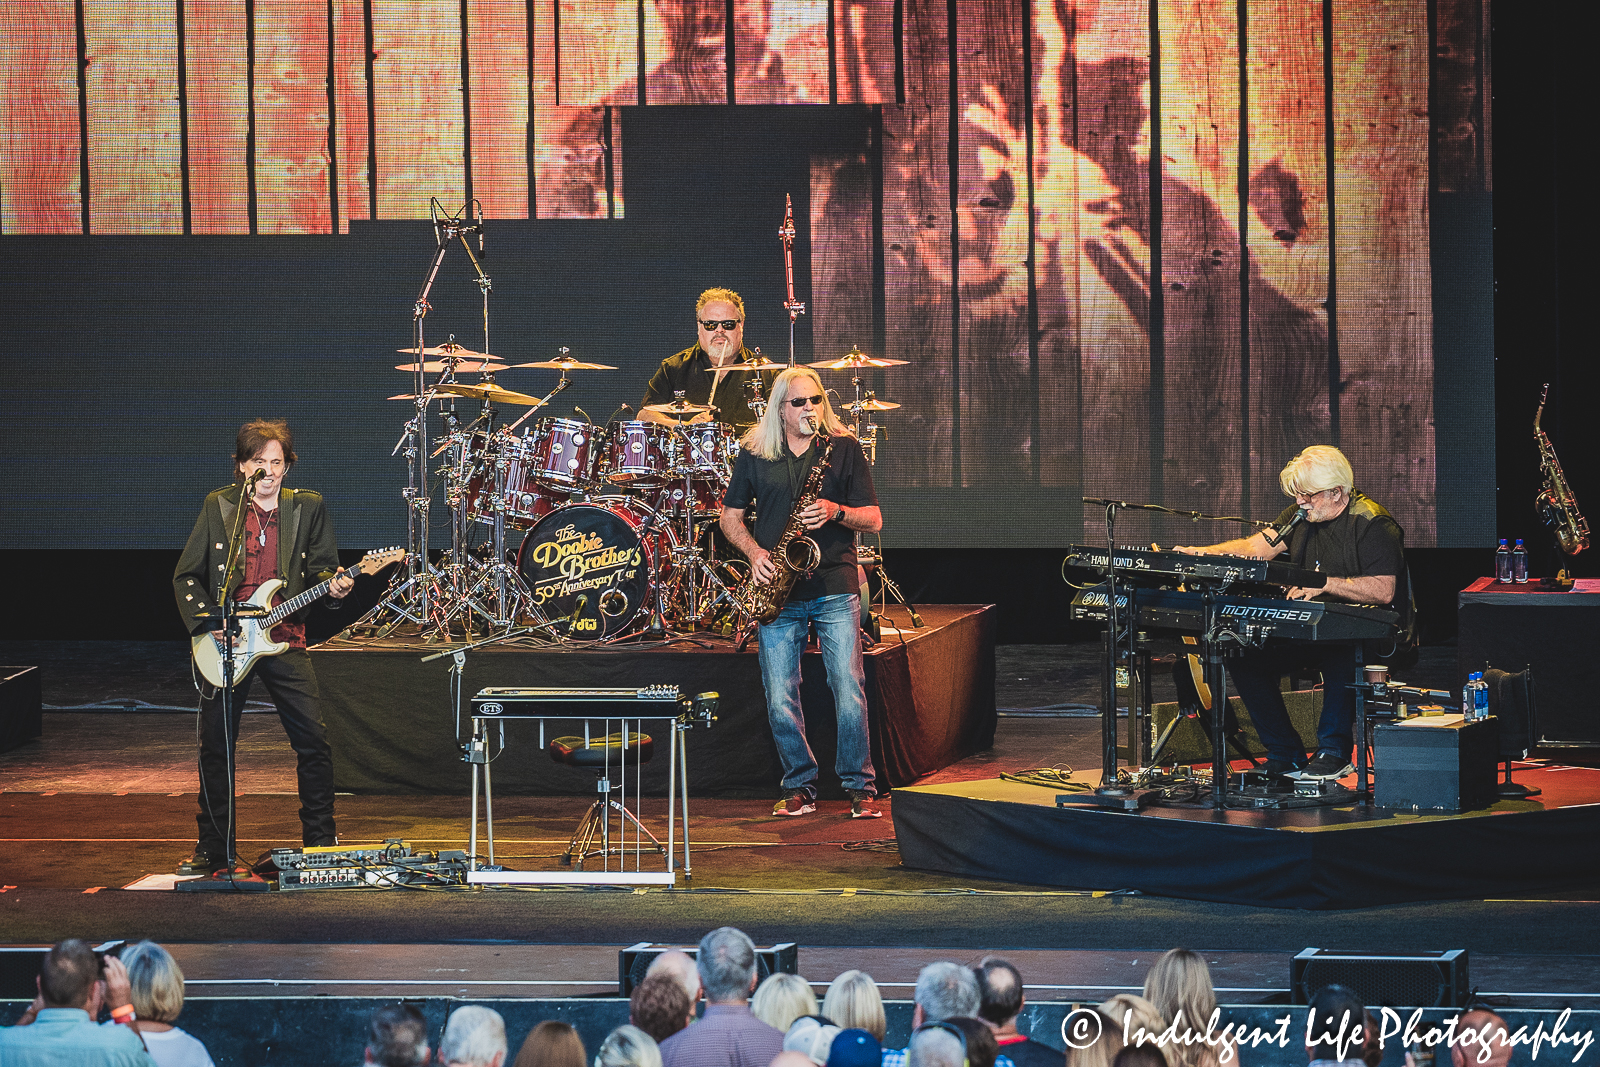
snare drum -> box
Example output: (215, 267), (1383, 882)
(463, 430), (565, 529)
(675, 423), (740, 481)
(603, 420), (672, 486)
(527, 416), (600, 489)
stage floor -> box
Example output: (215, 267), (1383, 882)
(894, 763), (1600, 909)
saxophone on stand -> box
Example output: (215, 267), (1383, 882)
(1535, 383), (1589, 587)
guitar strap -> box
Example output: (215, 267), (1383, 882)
(279, 489), (300, 585)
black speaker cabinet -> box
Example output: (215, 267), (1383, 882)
(619, 941), (798, 996)
(1373, 717), (1498, 812)
(1291, 948), (1469, 1008)
(0, 665), (42, 753)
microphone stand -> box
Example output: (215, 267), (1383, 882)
(214, 478), (263, 881)
(779, 194), (805, 366)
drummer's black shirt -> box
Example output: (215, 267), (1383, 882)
(723, 434), (878, 601)
(642, 345), (777, 428)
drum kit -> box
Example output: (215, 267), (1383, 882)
(352, 196), (922, 645)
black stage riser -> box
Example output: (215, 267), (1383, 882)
(315, 606), (995, 798)
(2, 999), (1592, 1067)
(891, 789), (1600, 910)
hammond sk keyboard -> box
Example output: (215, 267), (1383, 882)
(1064, 545), (1326, 590)
(1070, 585), (1398, 643)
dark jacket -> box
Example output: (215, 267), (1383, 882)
(174, 484), (341, 636)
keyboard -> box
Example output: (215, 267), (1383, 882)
(1069, 586), (1398, 643)
(1064, 545), (1327, 590)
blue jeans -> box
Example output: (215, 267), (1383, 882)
(757, 593), (876, 798)
(1225, 642), (1360, 764)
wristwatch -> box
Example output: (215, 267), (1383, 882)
(833, 504), (845, 523)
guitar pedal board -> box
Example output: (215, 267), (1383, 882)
(264, 840), (469, 891)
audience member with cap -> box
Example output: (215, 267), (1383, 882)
(785, 1016), (841, 1065)
(0, 939), (155, 1066)
(827, 1029), (884, 1067)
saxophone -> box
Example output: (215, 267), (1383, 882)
(735, 434), (835, 625)
(1535, 383), (1589, 557)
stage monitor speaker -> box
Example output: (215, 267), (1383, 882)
(1291, 948), (1469, 1008)
(0, 947), (48, 1000)
(1, 665), (42, 753)
(619, 941), (799, 997)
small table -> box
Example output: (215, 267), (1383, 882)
(1458, 578), (1600, 747)
(464, 687), (716, 886)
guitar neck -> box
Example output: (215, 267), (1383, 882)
(262, 576), (335, 628)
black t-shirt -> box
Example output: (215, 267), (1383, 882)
(641, 345), (778, 428)
(1274, 491), (1404, 609)
(723, 433), (878, 600)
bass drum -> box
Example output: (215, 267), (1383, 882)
(516, 499), (675, 640)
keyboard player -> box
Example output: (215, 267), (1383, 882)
(1170, 445), (1405, 781)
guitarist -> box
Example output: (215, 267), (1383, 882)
(172, 419), (353, 876)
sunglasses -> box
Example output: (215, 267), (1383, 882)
(699, 319), (741, 331)
(787, 394), (825, 408)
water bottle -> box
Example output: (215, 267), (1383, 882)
(1474, 673), (1490, 720)
(1462, 673), (1476, 719)
(1512, 539), (1529, 583)
(1494, 540), (1512, 583)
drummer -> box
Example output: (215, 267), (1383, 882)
(639, 288), (775, 428)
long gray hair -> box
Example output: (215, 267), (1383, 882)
(740, 367), (853, 461)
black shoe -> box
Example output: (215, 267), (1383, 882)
(1295, 752), (1355, 781)
(846, 789), (883, 819)
(1261, 758), (1307, 778)
(176, 852), (224, 877)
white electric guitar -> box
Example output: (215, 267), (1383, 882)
(192, 547), (404, 688)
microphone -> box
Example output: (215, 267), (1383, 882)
(476, 202), (484, 257)
(248, 468), (267, 485)
(566, 595), (588, 633)
(573, 406), (592, 424)
(1266, 507), (1308, 548)
(605, 403), (633, 424)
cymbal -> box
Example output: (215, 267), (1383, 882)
(396, 345), (496, 360)
(704, 355), (781, 371)
(809, 346), (909, 370)
(644, 398), (714, 418)
(395, 361), (509, 374)
(434, 382), (547, 406)
(515, 356), (618, 371)
(844, 397), (902, 412)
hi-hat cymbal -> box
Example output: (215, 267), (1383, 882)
(396, 345), (497, 360)
(809, 346), (908, 370)
(434, 382), (547, 406)
(844, 397), (902, 412)
(643, 398), (714, 418)
(395, 360), (509, 374)
(515, 356), (618, 371)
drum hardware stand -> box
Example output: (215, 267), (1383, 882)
(779, 194), (805, 366)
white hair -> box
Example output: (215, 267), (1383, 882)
(440, 1005), (506, 1067)
(739, 367), (853, 461)
(594, 1024), (661, 1067)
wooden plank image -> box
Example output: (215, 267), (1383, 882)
(555, 0), (637, 106)
(881, 0), (953, 486)
(331, 0), (371, 230)
(1333, 0), (1435, 544)
(184, 0), (251, 233)
(834, 0), (897, 104)
(371, 0), (464, 219)
(1029, 0), (1151, 540)
(254, 0), (333, 234)
(1245, 0), (1332, 522)
(643, 0), (728, 104)
(83, 0), (183, 233)
(467, 0), (529, 218)
(0, 0), (82, 233)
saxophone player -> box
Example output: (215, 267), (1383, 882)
(720, 366), (884, 818)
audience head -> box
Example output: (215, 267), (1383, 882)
(1143, 949), (1218, 1036)
(440, 1006), (508, 1067)
(644, 949), (702, 1005)
(1117, 1046), (1172, 1067)
(593, 1024), (661, 1067)
(38, 939), (102, 1011)
(944, 1017), (999, 1067)
(823, 970), (887, 1043)
(785, 1016), (842, 1064)
(973, 957), (1024, 1028)
(1101, 995), (1172, 1067)
(119, 941), (186, 1025)
(1451, 1009), (1512, 1067)
(908, 1022), (968, 1067)
(825, 1029), (884, 1067)
(1305, 985), (1367, 1064)
(753, 972), (819, 1033)
(914, 961), (981, 1024)
(366, 1004), (430, 1067)
(514, 1021), (586, 1067)
(629, 972), (694, 1045)
(697, 926), (760, 1004)
(1065, 1005), (1125, 1067)
(772, 1055), (821, 1067)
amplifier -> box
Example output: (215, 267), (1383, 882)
(1373, 717), (1498, 812)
